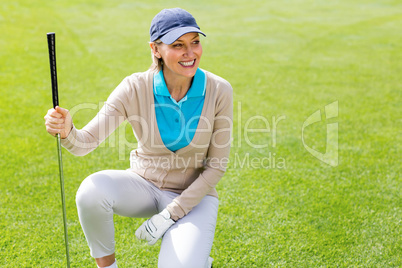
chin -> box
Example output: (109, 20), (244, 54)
(181, 67), (199, 78)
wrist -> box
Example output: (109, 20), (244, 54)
(160, 209), (172, 220)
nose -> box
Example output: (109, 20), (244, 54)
(184, 46), (194, 58)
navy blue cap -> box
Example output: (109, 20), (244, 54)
(150, 8), (206, 44)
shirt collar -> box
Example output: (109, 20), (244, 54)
(154, 68), (206, 98)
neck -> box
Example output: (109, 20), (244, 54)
(163, 68), (193, 102)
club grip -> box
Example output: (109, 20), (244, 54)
(47, 32), (59, 108)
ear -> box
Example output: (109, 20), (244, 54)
(150, 43), (161, 59)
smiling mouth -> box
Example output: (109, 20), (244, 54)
(179, 60), (195, 67)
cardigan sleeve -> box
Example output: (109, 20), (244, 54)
(60, 78), (131, 156)
(166, 79), (233, 220)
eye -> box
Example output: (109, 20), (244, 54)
(173, 43), (183, 48)
(192, 40), (200, 45)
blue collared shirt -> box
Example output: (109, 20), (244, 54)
(153, 68), (206, 152)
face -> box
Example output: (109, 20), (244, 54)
(152, 32), (203, 79)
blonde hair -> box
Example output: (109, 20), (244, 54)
(149, 39), (163, 72)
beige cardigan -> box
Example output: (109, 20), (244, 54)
(61, 69), (233, 220)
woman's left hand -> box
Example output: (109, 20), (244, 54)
(135, 209), (175, 245)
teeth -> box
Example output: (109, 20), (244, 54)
(180, 60), (195, 66)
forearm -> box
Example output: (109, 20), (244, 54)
(166, 167), (225, 221)
(61, 125), (100, 156)
(61, 103), (125, 156)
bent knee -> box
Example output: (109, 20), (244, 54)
(76, 172), (113, 211)
(158, 257), (208, 268)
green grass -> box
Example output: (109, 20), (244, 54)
(1, 0), (401, 267)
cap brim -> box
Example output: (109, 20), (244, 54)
(160, 26), (206, 44)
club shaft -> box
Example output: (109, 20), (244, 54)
(47, 32), (70, 268)
(57, 134), (70, 267)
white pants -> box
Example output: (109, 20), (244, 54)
(76, 170), (219, 268)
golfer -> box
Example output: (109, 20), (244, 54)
(44, 8), (232, 268)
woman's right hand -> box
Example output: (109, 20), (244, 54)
(44, 106), (73, 139)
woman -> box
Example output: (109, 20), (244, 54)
(44, 8), (233, 268)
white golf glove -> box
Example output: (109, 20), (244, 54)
(135, 209), (175, 245)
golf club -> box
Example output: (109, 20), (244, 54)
(47, 32), (71, 268)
